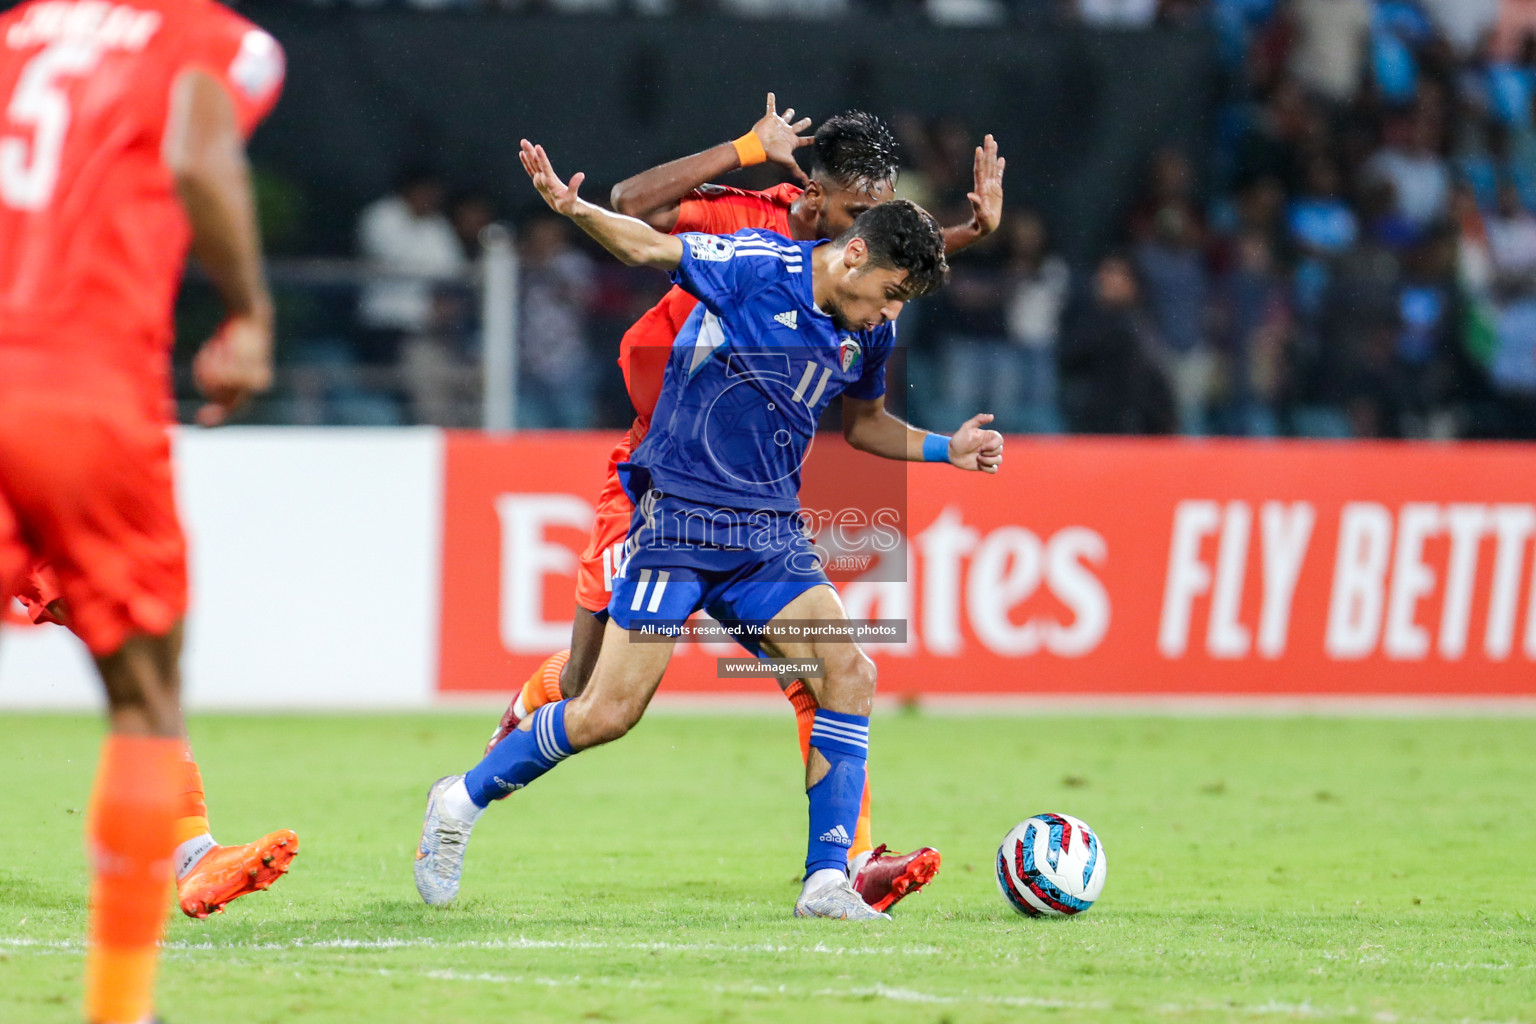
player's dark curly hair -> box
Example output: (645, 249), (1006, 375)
(844, 199), (949, 298)
(812, 111), (900, 193)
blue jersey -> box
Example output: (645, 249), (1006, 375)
(624, 229), (895, 513)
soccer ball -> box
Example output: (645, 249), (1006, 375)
(995, 813), (1107, 918)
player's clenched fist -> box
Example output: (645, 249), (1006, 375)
(194, 312), (273, 427)
(948, 412), (1004, 474)
(520, 139), (585, 216)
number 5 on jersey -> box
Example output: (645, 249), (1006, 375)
(0, 42), (101, 210)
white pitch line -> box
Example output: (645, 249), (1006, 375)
(6, 940), (1527, 1023)
(326, 965), (1111, 1012)
(327, 966), (1535, 1024)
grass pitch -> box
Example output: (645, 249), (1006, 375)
(0, 710), (1532, 1024)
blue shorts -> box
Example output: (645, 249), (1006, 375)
(607, 492), (830, 657)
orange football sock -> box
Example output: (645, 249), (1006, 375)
(84, 734), (180, 1024)
(851, 780), (874, 860)
(174, 751), (210, 846)
(784, 680), (875, 861)
(521, 649), (570, 713)
(540, 649), (569, 704)
(785, 679), (817, 763)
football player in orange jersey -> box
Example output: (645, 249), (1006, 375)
(482, 95), (1005, 913)
(0, 1), (289, 1021)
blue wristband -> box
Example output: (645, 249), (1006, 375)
(922, 433), (951, 463)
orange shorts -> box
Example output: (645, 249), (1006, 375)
(13, 558), (65, 625)
(574, 429), (638, 614)
(0, 394), (188, 656)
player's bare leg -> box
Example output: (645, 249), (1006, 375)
(86, 627), (186, 1024)
(418, 619), (674, 905)
(562, 604), (607, 698)
(761, 586), (891, 921)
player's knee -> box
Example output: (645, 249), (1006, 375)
(577, 697), (641, 746)
(820, 653), (877, 715)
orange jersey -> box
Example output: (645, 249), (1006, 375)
(0, 0), (284, 416)
(618, 182), (801, 437)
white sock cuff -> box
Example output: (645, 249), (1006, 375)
(801, 867), (849, 898)
(444, 777), (485, 824)
(174, 833), (218, 880)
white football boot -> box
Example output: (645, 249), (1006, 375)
(794, 871), (892, 921)
(414, 775), (477, 906)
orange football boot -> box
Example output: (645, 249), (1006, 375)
(177, 830), (299, 919)
(852, 844), (941, 913)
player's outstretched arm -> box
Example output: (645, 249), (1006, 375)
(165, 69), (273, 427)
(608, 91), (813, 231)
(522, 140), (684, 270)
(940, 134), (1006, 256)
(842, 398), (1003, 473)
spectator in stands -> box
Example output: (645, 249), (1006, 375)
(1364, 112), (1451, 232)
(1286, 156), (1356, 316)
(931, 242), (1012, 434)
(1393, 226), (1466, 437)
(398, 188), (497, 427)
(1486, 181), (1536, 285)
(1235, 77), (1326, 192)
(356, 165), (466, 367)
(1285, 0), (1374, 105)
(449, 190), (497, 262)
(1451, 181), (1494, 300)
(1059, 253), (1176, 434)
(1002, 210), (1069, 433)
(1219, 228), (1292, 435)
(1288, 156), (1357, 257)
(1232, 176), (1288, 251)
(1130, 147), (1206, 246)
(1308, 196), (1404, 436)
(1130, 149), (1214, 433)
(517, 216), (595, 429)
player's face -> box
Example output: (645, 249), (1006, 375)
(812, 178), (897, 239)
(826, 248), (912, 332)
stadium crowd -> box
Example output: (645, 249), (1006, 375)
(211, 0), (1536, 439)
(906, 0), (1536, 439)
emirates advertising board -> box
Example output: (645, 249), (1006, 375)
(439, 433), (1536, 701)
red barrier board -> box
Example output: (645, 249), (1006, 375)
(438, 434), (1536, 698)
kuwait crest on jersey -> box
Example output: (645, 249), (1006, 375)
(839, 336), (863, 374)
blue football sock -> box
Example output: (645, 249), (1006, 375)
(804, 709), (869, 878)
(464, 701), (573, 807)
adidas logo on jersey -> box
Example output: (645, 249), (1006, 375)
(818, 824), (852, 846)
(773, 310), (798, 330)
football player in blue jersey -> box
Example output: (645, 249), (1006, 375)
(415, 140), (1003, 920)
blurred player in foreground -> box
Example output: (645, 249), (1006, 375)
(14, 563), (299, 921)
(416, 141), (1003, 920)
(0, 1), (287, 1020)
(484, 96), (1005, 912)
